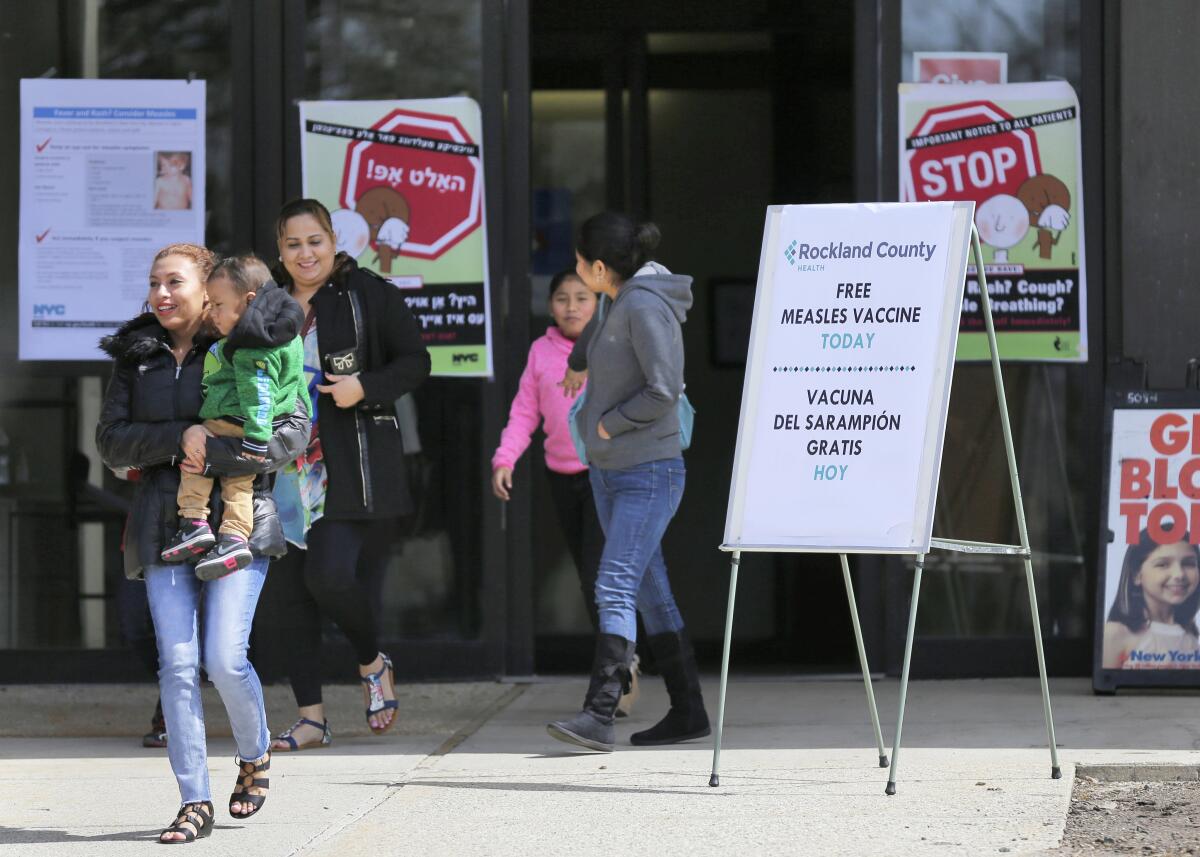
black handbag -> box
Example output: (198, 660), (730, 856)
(323, 347), (360, 376)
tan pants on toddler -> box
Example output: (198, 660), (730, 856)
(177, 419), (254, 539)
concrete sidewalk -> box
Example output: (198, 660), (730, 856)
(2, 676), (1198, 855)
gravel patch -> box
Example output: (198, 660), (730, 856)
(1051, 773), (1200, 856)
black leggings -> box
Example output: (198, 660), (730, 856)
(260, 517), (390, 708)
(545, 468), (604, 633)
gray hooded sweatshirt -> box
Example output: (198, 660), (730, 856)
(573, 262), (693, 470)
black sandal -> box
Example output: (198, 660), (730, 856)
(229, 752), (270, 818)
(159, 800), (214, 844)
(143, 698), (168, 748)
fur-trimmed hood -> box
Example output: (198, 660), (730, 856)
(99, 313), (171, 364)
(99, 313), (215, 364)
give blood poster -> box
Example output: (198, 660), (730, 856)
(899, 81), (1085, 362)
(299, 97), (492, 377)
(1098, 398), (1200, 690)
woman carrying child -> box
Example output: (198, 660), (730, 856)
(97, 245), (309, 843)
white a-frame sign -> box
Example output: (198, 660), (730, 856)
(711, 202), (1060, 795)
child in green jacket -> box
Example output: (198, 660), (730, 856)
(161, 255), (305, 580)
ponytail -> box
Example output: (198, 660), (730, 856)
(577, 211), (661, 281)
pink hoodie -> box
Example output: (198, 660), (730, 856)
(492, 326), (587, 475)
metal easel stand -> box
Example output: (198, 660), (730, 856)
(883, 226), (1061, 795)
(708, 551), (888, 787)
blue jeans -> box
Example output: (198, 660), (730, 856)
(589, 457), (686, 641)
(145, 558), (270, 804)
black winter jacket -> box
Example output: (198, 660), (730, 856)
(96, 313), (310, 580)
(277, 255), (431, 519)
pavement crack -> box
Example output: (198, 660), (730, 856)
(416, 683), (528, 769)
(285, 682), (527, 857)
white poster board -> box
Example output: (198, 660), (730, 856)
(723, 202), (975, 553)
(19, 79), (206, 361)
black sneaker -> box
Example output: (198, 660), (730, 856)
(142, 698), (168, 748)
(161, 519), (216, 563)
(195, 534), (253, 581)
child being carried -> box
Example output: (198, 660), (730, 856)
(161, 255), (305, 579)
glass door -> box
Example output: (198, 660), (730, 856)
(889, 0), (1095, 676)
(529, 8), (865, 674)
(269, 0), (502, 678)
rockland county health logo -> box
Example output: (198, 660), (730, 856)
(783, 239), (823, 272)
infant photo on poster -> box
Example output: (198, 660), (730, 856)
(153, 150), (192, 210)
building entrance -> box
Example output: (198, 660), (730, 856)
(527, 2), (865, 675)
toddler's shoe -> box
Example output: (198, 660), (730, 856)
(195, 534), (253, 581)
(161, 519), (216, 563)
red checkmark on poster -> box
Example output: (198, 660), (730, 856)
(36, 137), (51, 152)
(36, 228), (51, 243)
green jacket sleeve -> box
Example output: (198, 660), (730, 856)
(232, 347), (281, 456)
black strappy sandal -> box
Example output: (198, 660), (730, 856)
(229, 752), (270, 818)
(159, 800), (214, 844)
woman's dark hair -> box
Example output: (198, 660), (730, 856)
(272, 198), (352, 286)
(576, 211), (661, 282)
(275, 198), (335, 242)
(210, 254), (272, 295)
(548, 267), (583, 298)
(1108, 525), (1200, 636)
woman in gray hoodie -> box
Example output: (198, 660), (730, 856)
(547, 212), (709, 752)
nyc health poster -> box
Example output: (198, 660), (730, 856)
(19, 79), (206, 361)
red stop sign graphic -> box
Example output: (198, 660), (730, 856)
(902, 100), (1041, 204)
(340, 108), (482, 261)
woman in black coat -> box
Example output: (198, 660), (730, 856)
(261, 198), (431, 752)
(97, 243), (309, 842)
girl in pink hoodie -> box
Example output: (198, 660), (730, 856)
(492, 270), (601, 628)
